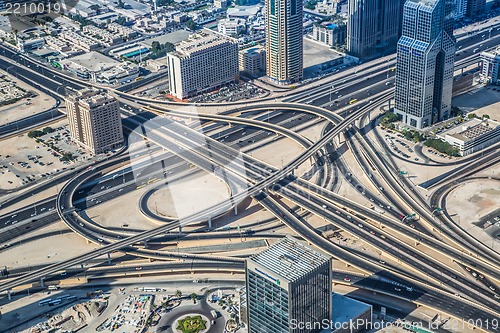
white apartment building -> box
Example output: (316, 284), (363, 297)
(167, 30), (239, 100)
(218, 18), (246, 36)
(481, 47), (500, 84)
(66, 89), (123, 155)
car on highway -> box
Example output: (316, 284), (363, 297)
(343, 277), (351, 282)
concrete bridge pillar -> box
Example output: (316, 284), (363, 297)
(234, 205), (238, 216)
(208, 216), (212, 229)
(107, 253), (111, 264)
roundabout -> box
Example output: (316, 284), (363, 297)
(157, 298), (224, 333)
(173, 314), (210, 333)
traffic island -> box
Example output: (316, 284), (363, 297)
(174, 314), (210, 333)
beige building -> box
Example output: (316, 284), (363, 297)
(167, 30), (239, 100)
(239, 46), (266, 75)
(66, 89), (123, 155)
(437, 118), (500, 156)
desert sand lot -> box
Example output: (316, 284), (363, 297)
(446, 176), (500, 247)
(0, 69), (56, 126)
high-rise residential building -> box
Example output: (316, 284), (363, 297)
(480, 47), (500, 84)
(453, 0), (467, 20)
(167, 30), (239, 100)
(265, 0), (303, 84)
(245, 236), (332, 333)
(347, 0), (405, 58)
(66, 88), (123, 155)
(466, 0), (485, 18)
(394, 0), (455, 129)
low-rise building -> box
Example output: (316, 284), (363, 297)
(107, 23), (138, 39)
(480, 47), (500, 84)
(437, 118), (500, 156)
(45, 36), (72, 52)
(66, 88), (123, 155)
(311, 22), (347, 48)
(330, 293), (372, 333)
(214, 0), (228, 9)
(18, 38), (45, 52)
(239, 46), (265, 75)
(60, 31), (100, 52)
(60, 51), (139, 84)
(82, 25), (122, 46)
(218, 18), (246, 36)
(167, 30), (239, 100)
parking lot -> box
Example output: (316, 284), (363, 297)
(97, 293), (153, 332)
(189, 82), (266, 103)
(0, 121), (84, 190)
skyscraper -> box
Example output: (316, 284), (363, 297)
(245, 237), (332, 333)
(394, 0), (455, 129)
(265, 0), (303, 84)
(66, 88), (123, 155)
(453, 0), (467, 20)
(347, 0), (406, 58)
(466, 0), (485, 18)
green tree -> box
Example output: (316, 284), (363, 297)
(61, 152), (74, 161)
(185, 19), (198, 31)
(190, 293), (197, 302)
(42, 126), (54, 134)
(424, 139), (460, 156)
(467, 113), (477, 119)
(28, 130), (44, 138)
(175, 290), (182, 298)
(482, 114), (490, 119)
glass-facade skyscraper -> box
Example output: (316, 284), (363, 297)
(265, 0), (303, 84)
(347, 0), (406, 58)
(245, 237), (332, 333)
(394, 0), (455, 129)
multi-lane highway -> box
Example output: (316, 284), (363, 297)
(1, 21), (500, 331)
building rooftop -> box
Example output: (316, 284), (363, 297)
(319, 293), (372, 332)
(170, 30), (234, 58)
(441, 118), (500, 142)
(62, 51), (120, 72)
(248, 237), (331, 283)
(142, 30), (191, 48)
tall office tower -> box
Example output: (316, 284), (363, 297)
(454, 0), (467, 20)
(265, 0), (304, 84)
(347, 0), (405, 58)
(245, 237), (332, 333)
(466, 0), (485, 18)
(167, 30), (239, 100)
(66, 88), (123, 155)
(394, 0), (455, 129)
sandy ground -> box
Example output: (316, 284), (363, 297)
(250, 136), (309, 175)
(0, 119), (83, 191)
(0, 69), (56, 125)
(147, 171), (231, 219)
(1, 222), (96, 268)
(445, 177), (500, 249)
(452, 86), (500, 117)
(85, 184), (160, 231)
